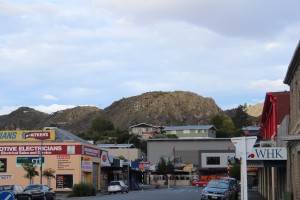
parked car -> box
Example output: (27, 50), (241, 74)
(16, 184), (56, 200)
(220, 177), (239, 199)
(201, 179), (237, 200)
(191, 179), (208, 187)
(108, 180), (129, 194)
(0, 184), (24, 198)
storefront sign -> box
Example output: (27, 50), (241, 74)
(16, 157), (45, 167)
(247, 147), (287, 160)
(0, 145), (101, 158)
(57, 156), (74, 171)
(0, 130), (55, 141)
(81, 161), (92, 172)
(0, 175), (13, 180)
(82, 146), (101, 157)
(0, 145), (82, 155)
(100, 150), (111, 166)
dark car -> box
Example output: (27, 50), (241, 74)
(0, 184), (24, 198)
(108, 180), (129, 194)
(220, 177), (239, 199)
(201, 179), (237, 200)
(16, 184), (56, 200)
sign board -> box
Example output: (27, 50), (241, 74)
(0, 130), (55, 141)
(247, 147), (287, 160)
(231, 136), (257, 159)
(0, 191), (14, 200)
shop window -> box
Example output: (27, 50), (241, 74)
(56, 174), (73, 189)
(0, 158), (7, 172)
(206, 157), (220, 165)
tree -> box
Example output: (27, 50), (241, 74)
(156, 157), (167, 175)
(21, 161), (39, 184)
(90, 117), (114, 132)
(228, 161), (241, 180)
(89, 117), (115, 143)
(232, 104), (250, 129)
(210, 114), (235, 138)
(43, 168), (56, 187)
(165, 159), (174, 174)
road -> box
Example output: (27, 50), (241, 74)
(59, 186), (203, 200)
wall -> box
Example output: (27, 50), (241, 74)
(147, 139), (235, 167)
(0, 141), (102, 191)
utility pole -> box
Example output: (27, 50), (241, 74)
(231, 136), (257, 200)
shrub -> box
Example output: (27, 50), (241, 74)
(68, 182), (96, 197)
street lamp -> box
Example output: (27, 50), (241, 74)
(39, 139), (44, 184)
(126, 134), (136, 190)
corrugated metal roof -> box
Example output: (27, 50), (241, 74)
(44, 127), (91, 145)
(97, 144), (135, 148)
(164, 125), (216, 131)
(242, 126), (260, 131)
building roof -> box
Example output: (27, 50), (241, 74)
(260, 92), (290, 125)
(284, 40), (300, 85)
(148, 138), (231, 142)
(242, 126), (260, 131)
(44, 127), (91, 145)
(164, 125), (217, 131)
(129, 123), (162, 129)
(97, 144), (135, 148)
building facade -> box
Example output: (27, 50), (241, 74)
(0, 128), (102, 192)
(283, 40), (300, 200)
(258, 92), (290, 200)
(164, 125), (217, 139)
(129, 123), (163, 140)
(147, 138), (235, 179)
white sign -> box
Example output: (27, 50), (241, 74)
(81, 161), (92, 172)
(231, 136), (257, 159)
(0, 175), (13, 180)
(247, 147), (287, 160)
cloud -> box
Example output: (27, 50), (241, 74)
(32, 104), (76, 114)
(247, 79), (289, 91)
(0, 106), (19, 116)
(43, 94), (58, 101)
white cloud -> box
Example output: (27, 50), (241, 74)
(247, 79), (289, 91)
(32, 104), (76, 114)
(43, 94), (58, 101)
(0, 106), (19, 116)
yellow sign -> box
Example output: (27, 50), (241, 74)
(0, 130), (56, 141)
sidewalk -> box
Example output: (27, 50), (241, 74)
(246, 188), (265, 200)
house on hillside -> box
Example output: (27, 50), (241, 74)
(129, 123), (164, 140)
(164, 125), (217, 139)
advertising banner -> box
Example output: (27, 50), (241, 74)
(0, 130), (56, 142)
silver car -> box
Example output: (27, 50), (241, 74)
(108, 180), (129, 194)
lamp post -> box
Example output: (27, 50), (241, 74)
(39, 139), (44, 184)
(127, 134), (136, 190)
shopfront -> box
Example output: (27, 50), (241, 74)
(0, 128), (102, 192)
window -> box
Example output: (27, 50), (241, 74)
(206, 157), (220, 165)
(56, 174), (73, 189)
(183, 130), (190, 134)
(0, 159), (7, 172)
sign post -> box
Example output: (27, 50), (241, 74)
(231, 136), (257, 200)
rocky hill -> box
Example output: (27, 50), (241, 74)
(101, 91), (222, 129)
(246, 103), (263, 117)
(0, 91), (262, 134)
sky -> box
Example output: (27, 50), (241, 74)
(0, 0), (298, 115)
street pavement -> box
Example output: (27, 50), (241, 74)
(247, 187), (265, 200)
(56, 185), (265, 200)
